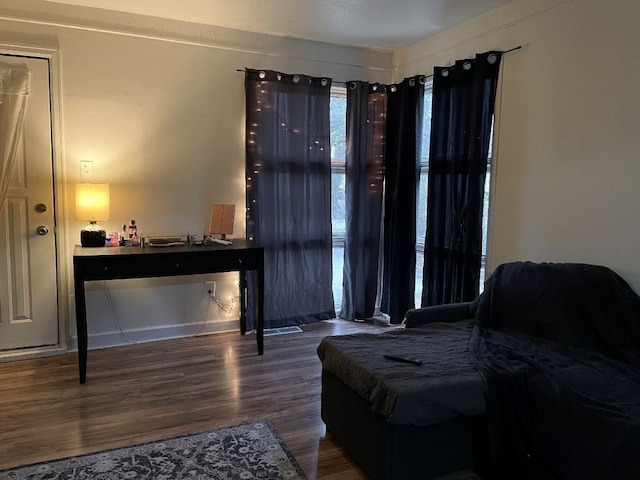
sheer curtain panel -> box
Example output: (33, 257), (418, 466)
(0, 62), (30, 212)
(245, 69), (335, 329)
(422, 51), (502, 306)
(339, 82), (386, 321)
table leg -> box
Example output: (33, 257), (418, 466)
(257, 253), (264, 355)
(73, 266), (88, 384)
(239, 270), (247, 336)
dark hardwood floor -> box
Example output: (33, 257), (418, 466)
(0, 318), (396, 478)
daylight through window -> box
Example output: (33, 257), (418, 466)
(330, 81), (493, 312)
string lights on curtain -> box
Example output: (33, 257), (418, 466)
(346, 81), (387, 194)
(244, 68), (335, 328)
(245, 70), (332, 243)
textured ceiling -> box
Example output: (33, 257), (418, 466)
(41, 0), (515, 49)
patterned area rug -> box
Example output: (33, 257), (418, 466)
(0, 420), (307, 480)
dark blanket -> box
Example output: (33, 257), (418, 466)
(470, 262), (640, 479)
(318, 322), (486, 425)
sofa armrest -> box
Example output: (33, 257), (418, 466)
(403, 302), (474, 329)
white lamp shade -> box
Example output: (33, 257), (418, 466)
(75, 183), (110, 221)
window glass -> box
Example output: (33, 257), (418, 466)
(415, 81), (433, 306)
(330, 87), (347, 309)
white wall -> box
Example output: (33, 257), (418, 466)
(397, 0), (640, 292)
(0, 8), (392, 349)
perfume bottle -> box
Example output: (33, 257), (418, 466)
(119, 224), (127, 246)
(129, 220), (140, 246)
(128, 219), (137, 238)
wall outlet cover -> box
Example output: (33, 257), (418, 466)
(80, 160), (93, 180)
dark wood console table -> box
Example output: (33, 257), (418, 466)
(73, 240), (264, 383)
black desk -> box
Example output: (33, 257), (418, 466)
(73, 240), (264, 383)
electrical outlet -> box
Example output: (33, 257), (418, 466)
(205, 281), (216, 297)
(80, 160), (93, 180)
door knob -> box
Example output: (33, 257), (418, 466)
(36, 225), (49, 236)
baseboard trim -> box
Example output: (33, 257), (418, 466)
(69, 319), (241, 351)
(0, 345), (67, 362)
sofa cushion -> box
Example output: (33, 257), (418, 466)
(318, 321), (485, 426)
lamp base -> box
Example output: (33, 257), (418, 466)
(80, 223), (107, 247)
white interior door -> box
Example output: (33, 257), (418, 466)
(0, 55), (58, 351)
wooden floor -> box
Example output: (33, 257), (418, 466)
(0, 319), (396, 478)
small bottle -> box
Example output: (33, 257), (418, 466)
(129, 219), (137, 239)
(120, 224), (127, 246)
(109, 232), (119, 247)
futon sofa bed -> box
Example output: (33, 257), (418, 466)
(318, 261), (640, 480)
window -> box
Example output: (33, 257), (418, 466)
(415, 81), (433, 306)
(330, 81), (493, 312)
(414, 80), (493, 306)
(330, 86), (347, 310)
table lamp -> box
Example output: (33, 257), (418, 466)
(76, 183), (110, 247)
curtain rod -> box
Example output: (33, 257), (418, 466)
(419, 45), (522, 80)
(503, 45), (522, 54)
(236, 45), (522, 79)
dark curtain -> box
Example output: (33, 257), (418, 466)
(422, 51), (502, 307)
(339, 82), (387, 321)
(380, 76), (424, 324)
(245, 69), (335, 329)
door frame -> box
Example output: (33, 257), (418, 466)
(0, 44), (70, 361)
